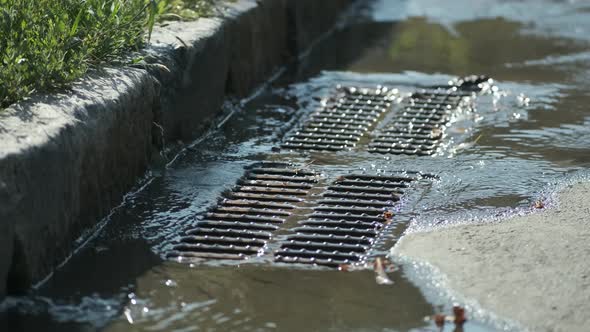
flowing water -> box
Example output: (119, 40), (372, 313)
(3, 0), (590, 331)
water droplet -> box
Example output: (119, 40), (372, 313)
(517, 93), (530, 107)
(265, 322), (278, 328)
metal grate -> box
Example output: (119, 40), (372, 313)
(168, 163), (318, 261)
(281, 86), (397, 151)
(368, 88), (465, 155)
(368, 76), (493, 155)
(274, 173), (416, 267)
(167, 75), (492, 266)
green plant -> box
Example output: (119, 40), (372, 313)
(0, 0), (221, 109)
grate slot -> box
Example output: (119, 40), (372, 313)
(393, 121), (442, 130)
(310, 212), (385, 222)
(246, 174), (318, 183)
(372, 137), (437, 145)
(307, 117), (375, 126)
(298, 128), (364, 136)
(275, 249), (361, 261)
(342, 174), (416, 182)
(221, 200), (296, 210)
(285, 138), (356, 146)
(213, 206), (291, 216)
(307, 122), (369, 130)
(249, 168), (316, 177)
(186, 228), (272, 239)
(310, 112), (379, 121)
(275, 256), (352, 267)
(369, 142), (437, 150)
(317, 198), (395, 208)
(178, 235), (266, 247)
(280, 241), (367, 253)
(293, 132), (359, 141)
(300, 219), (383, 230)
(227, 192), (304, 203)
(282, 143), (350, 151)
(314, 205), (385, 215)
(293, 226), (378, 237)
(369, 147), (434, 156)
(398, 114), (445, 122)
(374, 132), (441, 140)
(235, 186), (310, 196)
(327, 185), (404, 195)
(168, 252), (251, 260)
(285, 234), (373, 245)
(323, 191), (400, 201)
(238, 180), (313, 189)
(404, 105), (450, 112)
(196, 221), (279, 231)
(172, 243), (261, 255)
(205, 213), (286, 224)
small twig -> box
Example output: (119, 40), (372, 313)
(175, 36), (188, 48)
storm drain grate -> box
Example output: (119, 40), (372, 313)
(281, 86), (397, 151)
(274, 173), (416, 267)
(168, 163), (318, 261)
(167, 75), (492, 266)
(368, 76), (493, 155)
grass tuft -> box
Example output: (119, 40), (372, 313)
(0, 0), (221, 109)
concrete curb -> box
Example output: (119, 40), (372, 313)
(0, 0), (354, 297)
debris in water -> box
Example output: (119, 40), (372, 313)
(374, 257), (394, 285)
(434, 314), (446, 328)
(382, 258), (396, 273)
(448, 127), (468, 134)
(453, 306), (467, 326)
(383, 210), (394, 223)
(431, 128), (443, 138)
(124, 307), (134, 324)
(534, 200), (545, 209)
(338, 263), (366, 272)
(450, 134), (483, 155)
(424, 306), (467, 329)
(517, 93), (530, 107)
(295, 160), (315, 175)
(338, 264), (351, 272)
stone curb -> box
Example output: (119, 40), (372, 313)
(0, 0), (354, 297)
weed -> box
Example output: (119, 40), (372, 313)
(0, 0), (221, 109)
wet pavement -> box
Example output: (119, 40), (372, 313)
(3, 0), (590, 331)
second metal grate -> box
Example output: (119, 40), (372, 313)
(282, 86), (397, 151)
(274, 173), (416, 267)
(369, 76), (494, 155)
